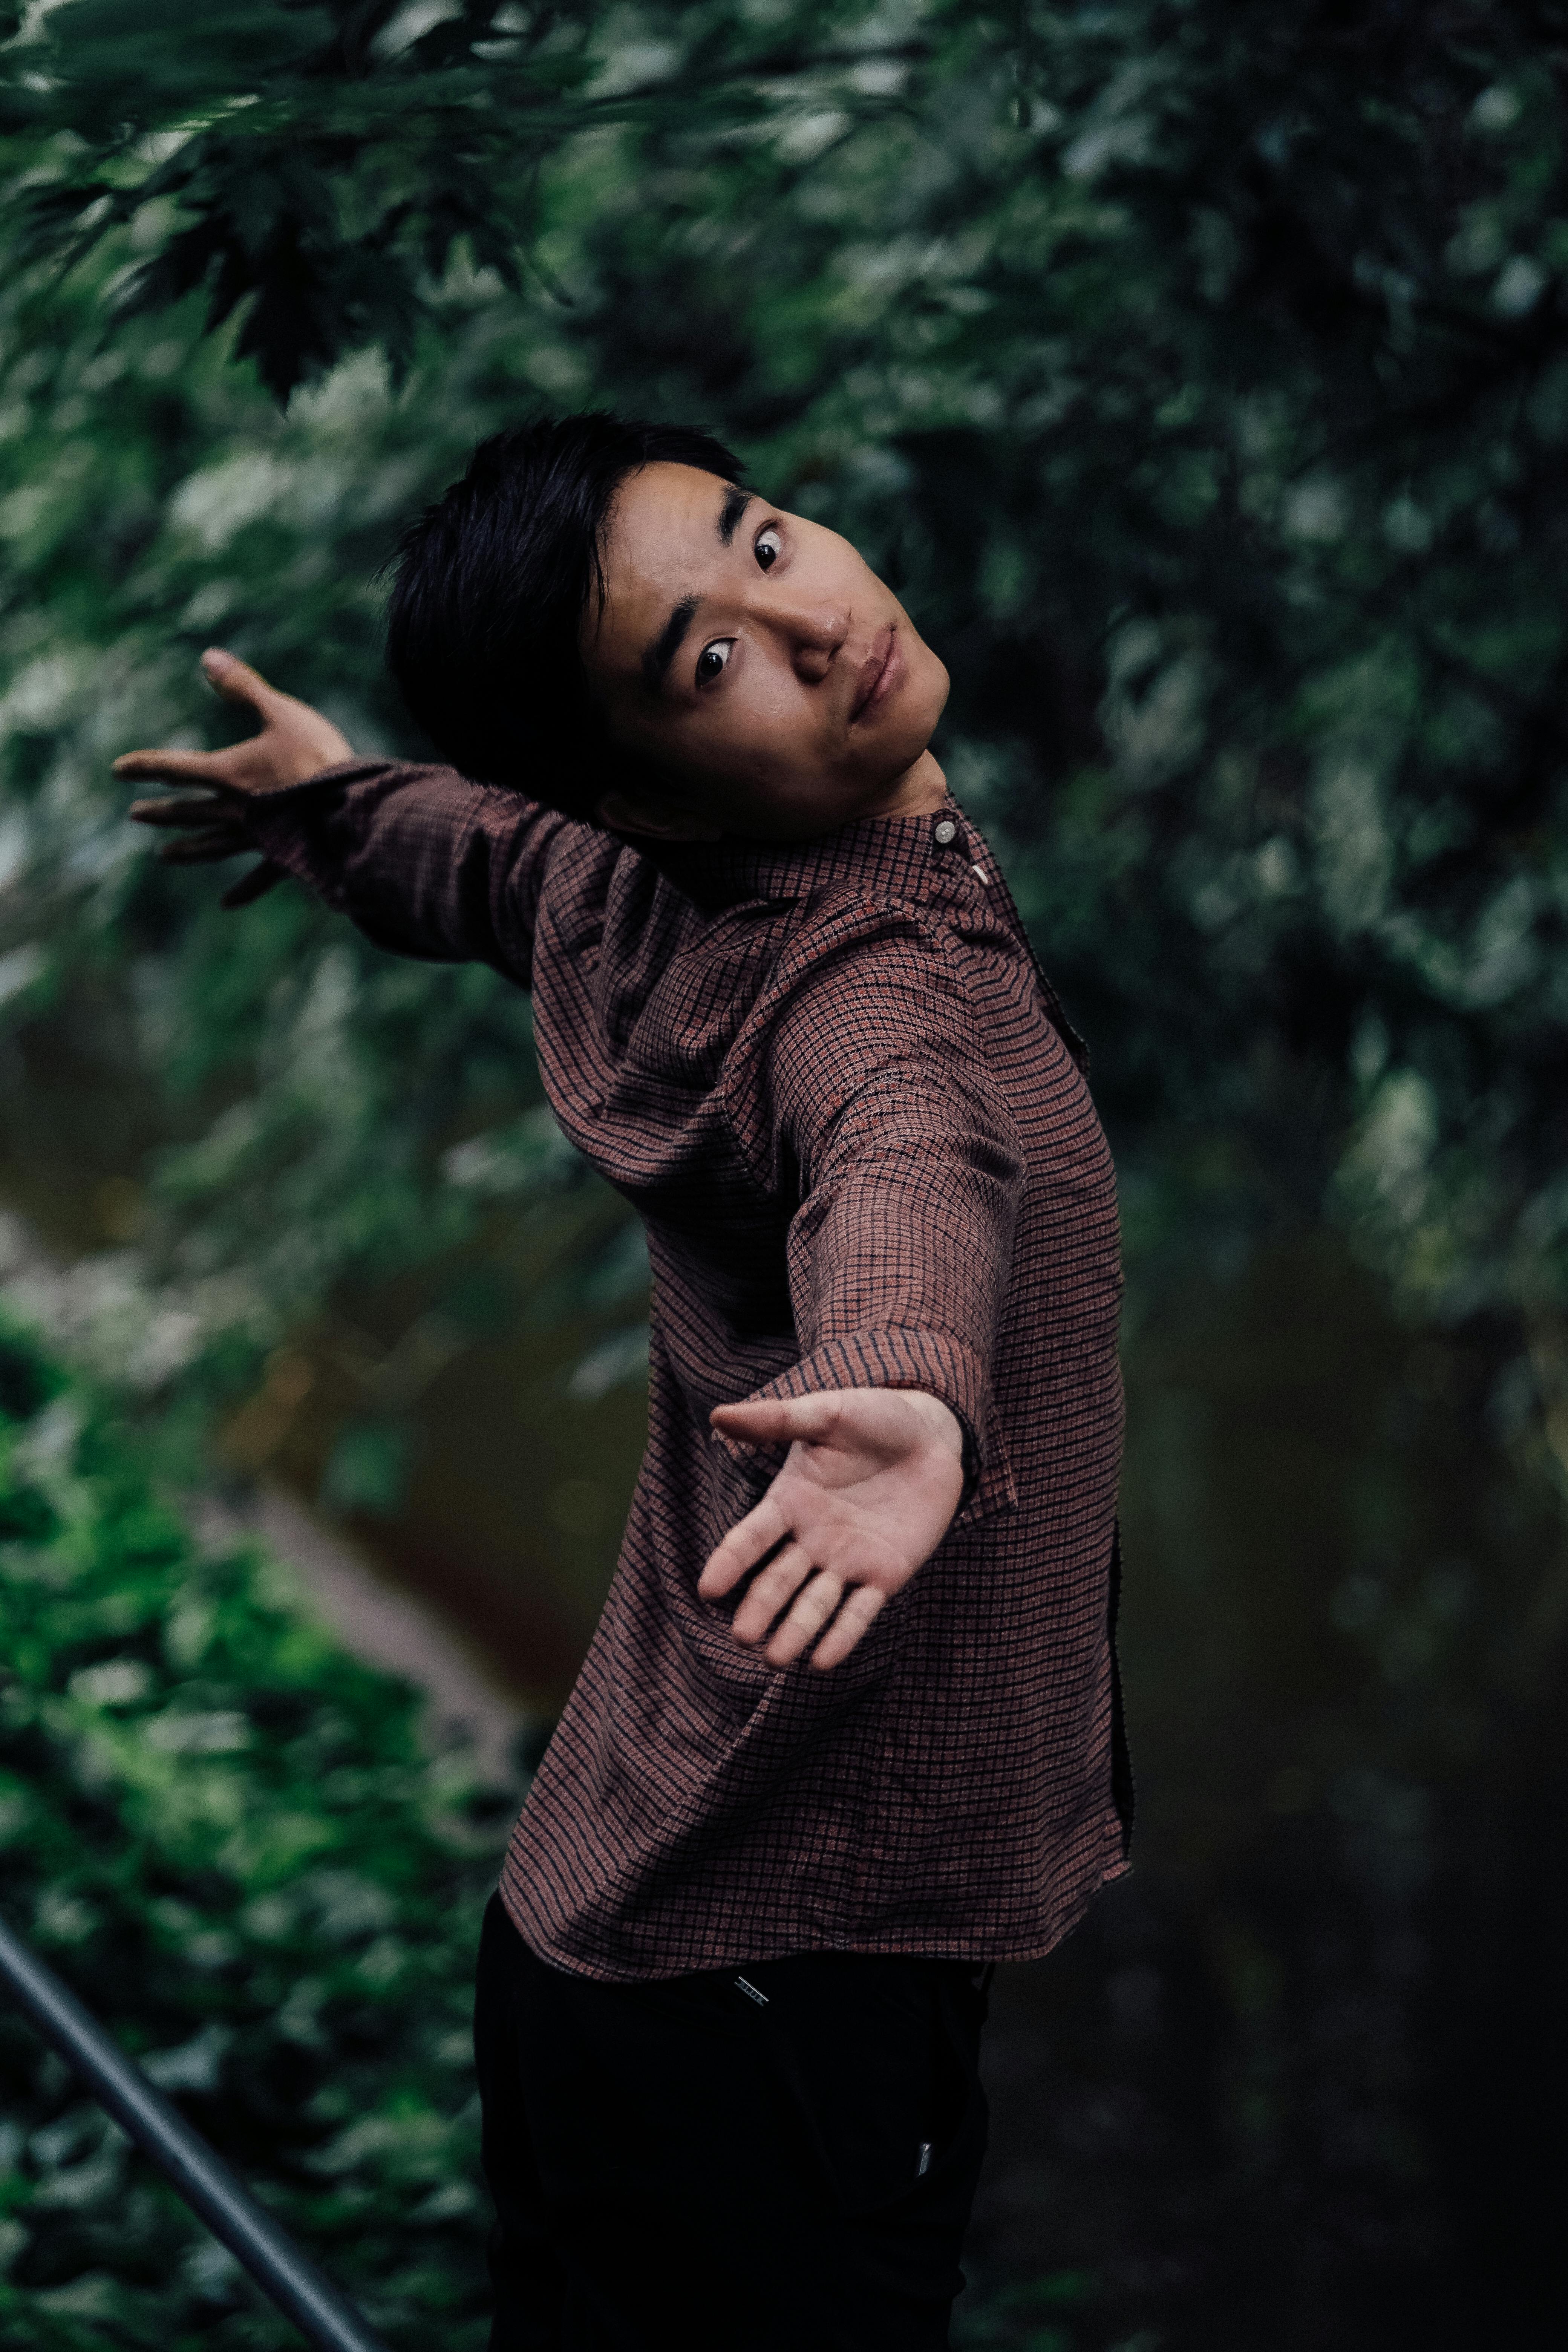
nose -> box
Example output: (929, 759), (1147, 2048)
(764, 594), (848, 684)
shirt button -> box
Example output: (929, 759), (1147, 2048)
(933, 818), (957, 846)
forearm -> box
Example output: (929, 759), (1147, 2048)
(777, 1155), (1018, 1508)
(738, 914), (1027, 1514)
(242, 759), (568, 985)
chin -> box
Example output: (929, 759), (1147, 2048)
(892, 639), (948, 739)
(879, 694), (946, 776)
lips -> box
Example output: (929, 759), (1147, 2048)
(848, 624), (903, 724)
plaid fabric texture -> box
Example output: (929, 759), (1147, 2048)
(249, 764), (1129, 1982)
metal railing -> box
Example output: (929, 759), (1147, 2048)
(0, 1908), (390, 2352)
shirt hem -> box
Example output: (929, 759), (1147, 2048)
(496, 1823), (1129, 1986)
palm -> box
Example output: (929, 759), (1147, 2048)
(699, 1388), (964, 1672)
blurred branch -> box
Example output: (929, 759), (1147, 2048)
(0, 0), (921, 400)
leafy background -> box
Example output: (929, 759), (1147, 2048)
(1, 3), (1566, 2346)
(0, 1318), (504, 2350)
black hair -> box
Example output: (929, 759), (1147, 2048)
(384, 412), (744, 821)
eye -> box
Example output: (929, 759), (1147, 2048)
(696, 638), (734, 686)
(754, 525), (782, 572)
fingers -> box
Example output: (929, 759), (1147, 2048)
(809, 1585), (887, 1673)
(221, 859), (285, 909)
(697, 1491), (789, 1598)
(762, 1570), (845, 1667)
(746, 1567), (885, 1670)
(128, 792), (230, 829)
(154, 825), (248, 865)
(729, 1540), (815, 1648)
(114, 747), (231, 787)
(127, 784), (274, 903)
(708, 1513), (890, 1669)
(201, 645), (281, 712)
(112, 651), (281, 788)
(710, 1394), (843, 1446)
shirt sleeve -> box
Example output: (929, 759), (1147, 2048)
(240, 759), (580, 990)
(722, 900), (1026, 1515)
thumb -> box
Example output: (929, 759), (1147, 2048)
(710, 1395), (843, 1446)
(201, 646), (281, 714)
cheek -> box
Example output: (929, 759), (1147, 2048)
(687, 669), (835, 779)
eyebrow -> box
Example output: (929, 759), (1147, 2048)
(640, 593), (701, 695)
(717, 482), (752, 545)
(639, 484), (757, 695)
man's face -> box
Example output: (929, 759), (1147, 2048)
(582, 462), (950, 841)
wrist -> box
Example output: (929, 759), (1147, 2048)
(893, 1386), (963, 1456)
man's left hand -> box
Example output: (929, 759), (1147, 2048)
(699, 1388), (964, 1672)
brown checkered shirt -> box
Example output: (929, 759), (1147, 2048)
(249, 763), (1129, 1982)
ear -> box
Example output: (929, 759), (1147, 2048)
(594, 783), (723, 842)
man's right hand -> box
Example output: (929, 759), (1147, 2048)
(699, 1386), (965, 1672)
(114, 648), (354, 907)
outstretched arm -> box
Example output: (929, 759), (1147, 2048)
(116, 649), (575, 985)
(705, 904), (1028, 1672)
(699, 1388), (964, 1672)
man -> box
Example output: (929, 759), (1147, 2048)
(118, 413), (1129, 2350)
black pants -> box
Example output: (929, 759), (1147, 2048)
(473, 1894), (990, 2350)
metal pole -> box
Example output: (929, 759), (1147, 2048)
(0, 1908), (390, 2352)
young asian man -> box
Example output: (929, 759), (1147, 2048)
(117, 413), (1130, 2352)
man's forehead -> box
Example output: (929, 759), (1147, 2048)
(594, 464), (752, 667)
(605, 463), (742, 569)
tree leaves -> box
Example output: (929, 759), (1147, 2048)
(2, 0), (1567, 1374)
(3, 2), (581, 398)
(0, 1321), (504, 2346)
(1, 0), (913, 400)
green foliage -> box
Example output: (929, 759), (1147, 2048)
(1, 0), (906, 398)
(955, 2266), (1098, 2352)
(0, 18), (1566, 2334)
(0, 1317), (502, 2348)
(0, 2), (1566, 1409)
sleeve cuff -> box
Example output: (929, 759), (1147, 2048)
(737, 1325), (1017, 1526)
(246, 756), (419, 803)
(240, 759), (425, 904)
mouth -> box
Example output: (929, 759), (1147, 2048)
(848, 623), (904, 725)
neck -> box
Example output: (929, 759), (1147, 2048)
(603, 748), (951, 847)
(865, 748), (947, 820)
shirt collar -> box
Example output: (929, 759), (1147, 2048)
(637, 795), (974, 910)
